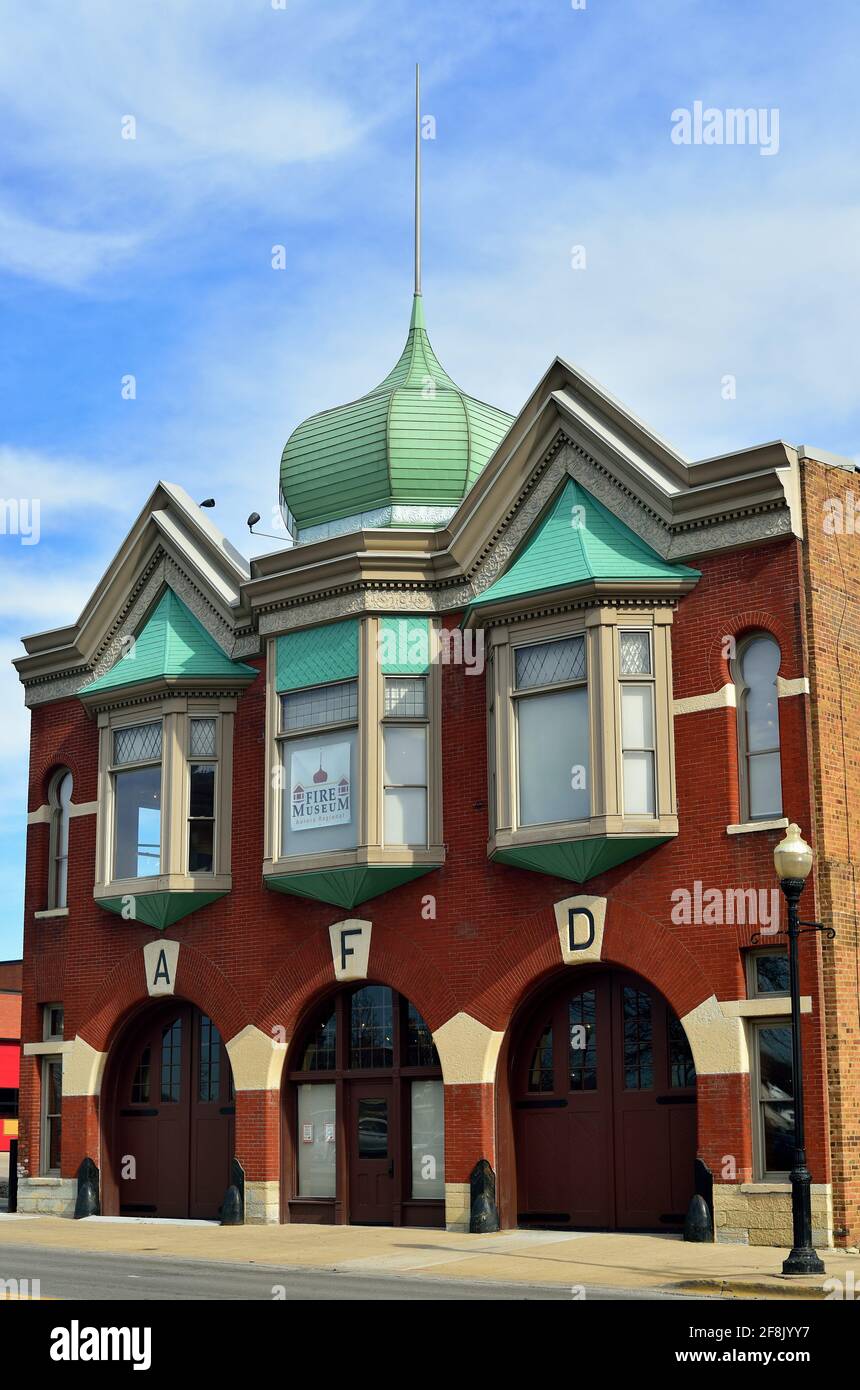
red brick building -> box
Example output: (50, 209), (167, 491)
(11, 293), (859, 1246)
(0, 959), (22, 1172)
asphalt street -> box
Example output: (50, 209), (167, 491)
(0, 1242), (707, 1301)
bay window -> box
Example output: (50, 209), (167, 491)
(265, 616), (444, 904)
(484, 607), (679, 880)
(94, 700), (235, 913)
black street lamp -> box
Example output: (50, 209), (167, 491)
(772, 823), (829, 1277)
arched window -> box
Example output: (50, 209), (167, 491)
(48, 769), (73, 908)
(734, 635), (783, 821)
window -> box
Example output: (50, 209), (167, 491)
(746, 949), (790, 999)
(188, 718), (217, 873)
(527, 1023), (554, 1092)
(514, 635), (589, 826)
(619, 631), (656, 815)
(48, 769), (73, 909)
(753, 1022), (795, 1176)
(112, 721), (162, 878)
(279, 680), (358, 858)
(41, 1056), (62, 1175)
(735, 635), (783, 821)
(198, 1015), (222, 1102)
(131, 1046), (151, 1104)
(95, 697), (235, 913)
(382, 677), (428, 846)
(569, 990), (597, 1091)
(622, 986), (653, 1090)
(668, 1012), (696, 1087)
(42, 1004), (64, 1042)
(160, 1017), (182, 1103)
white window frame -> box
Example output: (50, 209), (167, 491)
(42, 1003), (64, 1043)
(381, 676), (429, 848)
(733, 633), (784, 824)
(511, 631), (590, 830)
(618, 629), (657, 817)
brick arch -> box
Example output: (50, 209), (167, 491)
(78, 940), (251, 1052)
(466, 894), (714, 1034)
(256, 919), (459, 1046)
(705, 608), (794, 693)
(30, 753), (84, 811)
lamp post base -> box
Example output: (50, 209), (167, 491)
(782, 1246), (825, 1277)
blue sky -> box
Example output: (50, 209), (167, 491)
(0, 0), (858, 956)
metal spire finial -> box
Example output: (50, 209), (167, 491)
(414, 63), (422, 297)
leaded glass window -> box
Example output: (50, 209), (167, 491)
(160, 1018), (182, 1102)
(349, 986), (394, 1069)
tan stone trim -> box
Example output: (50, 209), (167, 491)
(726, 817), (789, 836)
(33, 907), (69, 920)
(329, 919), (372, 981)
(714, 1181), (832, 1248)
(721, 996), (812, 1018)
(680, 995), (748, 1076)
(432, 1013), (504, 1085)
(225, 1023), (287, 1092)
(62, 1035), (108, 1097)
(23, 1040), (73, 1057)
(776, 675), (810, 698)
(27, 799), (98, 826)
(144, 939), (180, 996)
(673, 684), (736, 716)
(553, 894), (606, 964)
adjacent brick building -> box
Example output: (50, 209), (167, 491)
(11, 291), (859, 1246)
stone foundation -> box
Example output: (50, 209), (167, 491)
(15, 1176), (77, 1218)
(445, 1181), (470, 1232)
(244, 1180), (280, 1225)
(714, 1182), (832, 1247)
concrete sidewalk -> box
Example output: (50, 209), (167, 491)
(0, 1213), (856, 1298)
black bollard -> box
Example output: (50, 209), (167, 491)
(74, 1156), (100, 1219)
(684, 1192), (713, 1242)
(469, 1158), (499, 1234)
(220, 1156), (245, 1226)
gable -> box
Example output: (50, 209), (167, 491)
(466, 477), (699, 617)
(81, 586), (257, 697)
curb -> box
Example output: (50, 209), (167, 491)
(672, 1277), (830, 1301)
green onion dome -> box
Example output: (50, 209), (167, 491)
(280, 294), (514, 542)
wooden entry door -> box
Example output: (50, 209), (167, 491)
(115, 1004), (234, 1219)
(513, 971), (696, 1230)
(349, 1080), (396, 1224)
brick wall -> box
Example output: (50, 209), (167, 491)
(800, 460), (860, 1244)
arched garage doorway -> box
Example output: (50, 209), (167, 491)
(510, 968), (697, 1230)
(283, 984), (444, 1228)
(105, 1000), (235, 1219)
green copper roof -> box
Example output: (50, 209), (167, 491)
(266, 862), (441, 910)
(82, 587), (258, 696)
(97, 889), (228, 930)
(280, 295), (514, 535)
(468, 478), (700, 613)
(492, 835), (672, 883)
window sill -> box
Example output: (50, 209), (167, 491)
(23, 1040), (71, 1056)
(721, 996), (812, 1017)
(34, 907), (69, 920)
(726, 818), (788, 836)
(265, 847), (445, 877)
(95, 873), (232, 896)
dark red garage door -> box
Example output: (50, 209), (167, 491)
(513, 969), (697, 1230)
